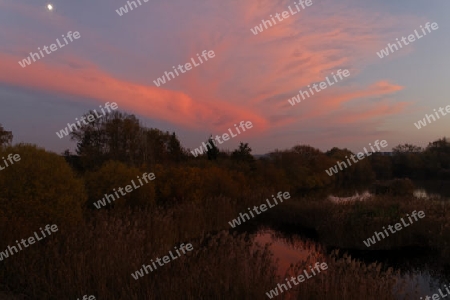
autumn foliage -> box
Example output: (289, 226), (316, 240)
(0, 144), (85, 232)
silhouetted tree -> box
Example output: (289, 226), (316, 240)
(231, 142), (254, 163)
(62, 149), (83, 173)
(392, 143), (423, 153)
(391, 143), (424, 178)
(422, 138), (450, 178)
(167, 132), (184, 163)
(206, 135), (219, 160)
(0, 124), (13, 147)
(70, 110), (185, 169)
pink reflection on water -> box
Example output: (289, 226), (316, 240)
(254, 229), (325, 277)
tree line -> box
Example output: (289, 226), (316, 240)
(0, 110), (448, 214)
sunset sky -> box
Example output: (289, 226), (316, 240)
(1, 0), (449, 154)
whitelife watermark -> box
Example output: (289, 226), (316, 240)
(288, 69), (350, 106)
(116, 0), (149, 16)
(56, 102), (119, 139)
(250, 0), (313, 35)
(228, 191), (290, 228)
(131, 243), (194, 280)
(190, 121), (253, 157)
(363, 210), (425, 247)
(0, 153), (20, 171)
(0, 225), (58, 261)
(18, 31), (81, 68)
(153, 50), (215, 87)
(93, 172), (155, 209)
(325, 139), (388, 177)
(414, 105), (450, 129)
(77, 296), (95, 300)
(421, 284), (450, 300)
(376, 22), (439, 59)
(265, 262), (328, 298)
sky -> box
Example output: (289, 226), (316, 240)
(0, 0), (449, 155)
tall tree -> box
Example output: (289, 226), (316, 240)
(69, 110), (184, 169)
(167, 132), (184, 162)
(206, 135), (219, 160)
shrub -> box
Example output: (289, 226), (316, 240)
(153, 164), (250, 206)
(84, 160), (156, 209)
(371, 179), (415, 197)
(0, 144), (86, 232)
(390, 178), (415, 196)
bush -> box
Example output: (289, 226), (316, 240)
(390, 178), (415, 196)
(84, 160), (156, 209)
(0, 144), (85, 231)
(153, 164), (250, 206)
(371, 179), (415, 197)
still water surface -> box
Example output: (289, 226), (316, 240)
(254, 229), (444, 299)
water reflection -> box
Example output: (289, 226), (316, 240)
(254, 229), (441, 298)
(413, 189), (442, 199)
(328, 191), (372, 203)
(327, 188), (446, 203)
(415, 181), (450, 198)
(254, 229), (326, 276)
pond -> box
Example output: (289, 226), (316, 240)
(254, 229), (445, 299)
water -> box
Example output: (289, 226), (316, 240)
(413, 189), (443, 199)
(327, 187), (447, 204)
(414, 181), (450, 198)
(254, 229), (444, 299)
(254, 229), (326, 277)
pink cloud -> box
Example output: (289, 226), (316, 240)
(0, 0), (424, 141)
(0, 53), (268, 132)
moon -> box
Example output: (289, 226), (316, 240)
(47, 4), (53, 11)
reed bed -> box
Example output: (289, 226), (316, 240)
(288, 251), (418, 300)
(0, 194), (444, 299)
(264, 195), (450, 253)
(0, 200), (277, 299)
(260, 230), (418, 300)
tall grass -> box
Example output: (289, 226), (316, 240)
(263, 195), (450, 254)
(0, 199), (277, 299)
(0, 194), (445, 299)
(289, 251), (417, 300)
(262, 230), (418, 300)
